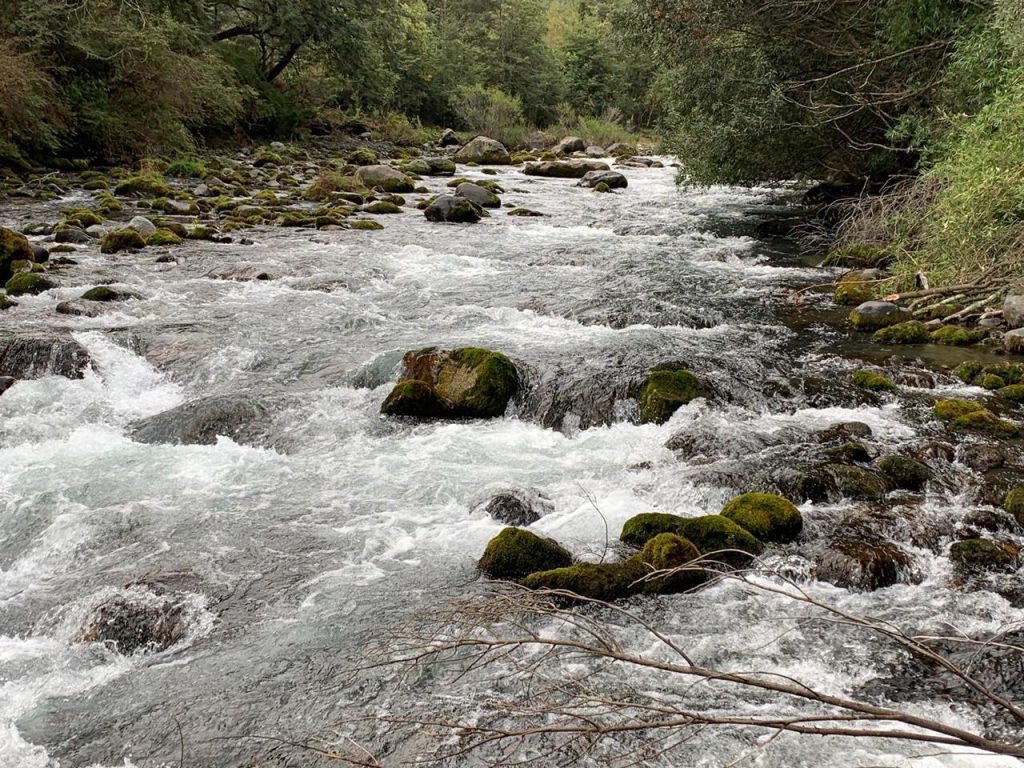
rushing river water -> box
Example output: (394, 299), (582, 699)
(0, 158), (1022, 767)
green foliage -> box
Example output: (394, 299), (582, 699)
(454, 86), (530, 149)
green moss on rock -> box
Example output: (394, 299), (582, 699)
(999, 385), (1024, 403)
(148, 228), (183, 246)
(631, 533), (705, 593)
(100, 228), (146, 254)
(522, 562), (637, 601)
(365, 201), (402, 214)
(934, 399), (985, 421)
(62, 209), (102, 228)
(822, 242), (890, 268)
(619, 513), (687, 547)
(851, 370), (896, 392)
(0, 226), (34, 283)
(950, 538), (1018, 573)
(676, 515), (764, 566)
(875, 456), (930, 491)
(873, 321), (930, 345)
(954, 361), (983, 384)
(823, 442), (872, 463)
(1004, 487), (1024, 526)
(931, 325), (986, 346)
(351, 220), (384, 231)
(640, 368), (704, 424)
(5, 272), (53, 295)
(951, 409), (1019, 438)
(720, 493), (802, 543)
(978, 374), (1007, 390)
(478, 527), (572, 581)
(114, 175), (170, 197)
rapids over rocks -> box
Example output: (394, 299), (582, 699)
(1, 156), (1023, 767)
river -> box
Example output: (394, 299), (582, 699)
(0, 155), (1021, 767)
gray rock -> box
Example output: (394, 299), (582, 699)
(130, 395), (272, 447)
(482, 488), (553, 527)
(0, 333), (91, 379)
(850, 301), (912, 330)
(128, 216), (157, 238)
(424, 195), (482, 224)
(0, 376), (15, 395)
(1005, 328), (1024, 354)
(579, 170), (628, 189)
(75, 589), (190, 654)
(32, 245), (49, 263)
(455, 182), (501, 208)
(193, 183), (210, 197)
(56, 300), (103, 317)
(453, 136), (512, 165)
(524, 160), (611, 179)
(438, 128), (460, 147)
(606, 142), (637, 156)
(584, 145), (605, 157)
(206, 263), (281, 281)
(1004, 293), (1024, 329)
(554, 136), (586, 155)
(355, 165), (414, 193)
(85, 225), (107, 238)
(163, 200), (195, 215)
(54, 227), (91, 244)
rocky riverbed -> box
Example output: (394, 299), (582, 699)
(0, 136), (1023, 767)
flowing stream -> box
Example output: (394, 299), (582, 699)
(0, 159), (1022, 767)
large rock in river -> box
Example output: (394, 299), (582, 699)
(554, 136), (586, 155)
(479, 527), (572, 580)
(0, 333), (91, 379)
(525, 160), (611, 179)
(355, 165), (415, 193)
(381, 347), (519, 419)
(454, 136), (512, 165)
(850, 301), (912, 331)
(579, 170), (627, 190)
(0, 227), (35, 283)
(130, 395), (272, 446)
(424, 195), (482, 224)
(455, 182), (501, 208)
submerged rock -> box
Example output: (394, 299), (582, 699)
(130, 395), (272, 446)
(816, 534), (917, 592)
(75, 589), (191, 654)
(478, 527), (572, 580)
(381, 347), (519, 420)
(639, 368), (704, 424)
(950, 538), (1019, 576)
(0, 334), (91, 379)
(482, 488), (552, 527)
(206, 263), (282, 281)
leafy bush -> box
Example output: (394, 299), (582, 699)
(453, 86), (531, 149)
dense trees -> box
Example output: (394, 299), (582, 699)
(0, 0), (646, 163)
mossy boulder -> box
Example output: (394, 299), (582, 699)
(478, 527), (572, 581)
(381, 347), (519, 420)
(620, 513), (688, 548)
(999, 385), (1024, 403)
(954, 361), (983, 384)
(100, 228), (147, 254)
(677, 515), (764, 566)
(508, 208), (544, 217)
(639, 368), (704, 424)
(720, 493), (803, 543)
(304, 173), (371, 201)
(834, 270), (880, 305)
(62, 209), (102, 228)
(1004, 487), (1024, 525)
(148, 228), (184, 246)
(978, 374), (1007, 390)
(522, 562), (637, 601)
(822, 242), (890, 268)
(453, 136), (512, 165)
(114, 175), (170, 197)
(949, 538), (1018, 574)
(81, 286), (136, 302)
(631, 533), (705, 594)
(931, 325), (986, 346)
(5, 272), (54, 296)
(851, 369), (896, 392)
(982, 363), (1024, 385)
(365, 201), (403, 214)
(873, 321), (930, 345)
(850, 301), (912, 331)
(934, 398), (1018, 437)
(0, 227), (35, 283)
(351, 220), (384, 231)
(455, 181), (501, 208)
(875, 456), (930, 491)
